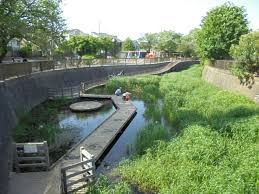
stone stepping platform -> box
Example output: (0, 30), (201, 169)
(69, 101), (103, 112)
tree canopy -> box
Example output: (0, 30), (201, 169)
(196, 3), (249, 61)
(0, 0), (65, 61)
(139, 33), (158, 52)
(57, 34), (118, 58)
(230, 31), (259, 81)
(157, 31), (181, 56)
(122, 38), (135, 51)
(177, 29), (200, 57)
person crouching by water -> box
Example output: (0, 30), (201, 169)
(122, 92), (131, 101)
(115, 87), (122, 96)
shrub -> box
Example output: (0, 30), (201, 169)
(230, 31), (259, 83)
(82, 54), (96, 60)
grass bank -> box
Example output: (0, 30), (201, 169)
(107, 65), (259, 193)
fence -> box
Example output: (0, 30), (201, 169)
(14, 141), (50, 172)
(211, 60), (235, 70)
(61, 147), (95, 194)
(0, 57), (172, 81)
(48, 85), (81, 99)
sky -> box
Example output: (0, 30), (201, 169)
(61, 0), (259, 40)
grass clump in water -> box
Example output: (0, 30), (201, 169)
(106, 75), (161, 101)
(135, 123), (169, 155)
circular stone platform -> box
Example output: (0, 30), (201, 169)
(69, 101), (103, 112)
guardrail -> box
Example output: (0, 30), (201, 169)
(48, 86), (81, 99)
(14, 141), (50, 172)
(0, 57), (173, 81)
(61, 147), (95, 194)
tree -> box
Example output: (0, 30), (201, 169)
(196, 3), (249, 62)
(54, 40), (74, 57)
(230, 31), (259, 82)
(157, 31), (181, 56)
(122, 38), (135, 51)
(98, 35), (114, 58)
(67, 35), (99, 56)
(177, 29), (200, 57)
(0, 0), (65, 61)
(139, 33), (158, 52)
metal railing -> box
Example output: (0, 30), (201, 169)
(48, 86), (81, 99)
(0, 57), (173, 81)
(14, 141), (50, 172)
(61, 147), (95, 194)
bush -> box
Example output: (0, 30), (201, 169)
(82, 54), (96, 60)
(230, 31), (259, 83)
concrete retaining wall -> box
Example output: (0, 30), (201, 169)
(202, 66), (259, 102)
(0, 61), (197, 193)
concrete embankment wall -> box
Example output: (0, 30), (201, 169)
(0, 60), (198, 193)
(202, 65), (259, 102)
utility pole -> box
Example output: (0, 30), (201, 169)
(98, 20), (101, 35)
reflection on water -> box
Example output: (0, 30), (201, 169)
(97, 99), (178, 172)
(57, 100), (116, 144)
(49, 100), (115, 163)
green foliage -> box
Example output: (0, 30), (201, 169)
(197, 3), (249, 61)
(55, 40), (74, 57)
(106, 75), (161, 98)
(67, 35), (99, 56)
(177, 29), (200, 57)
(139, 33), (159, 52)
(116, 65), (259, 193)
(157, 31), (181, 56)
(98, 35), (115, 58)
(82, 54), (96, 60)
(230, 31), (259, 82)
(60, 34), (117, 58)
(86, 175), (132, 194)
(122, 38), (135, 51)
(135, 123), (169, 155)
(19, 43), (32, 58)
(0, 0), (65, 60)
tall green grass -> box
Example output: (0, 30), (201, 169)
(114, 65), (259, 193)
(106, 75), (161, 101)
(85, 176), (132, 194)
(135, 123), (169, 155)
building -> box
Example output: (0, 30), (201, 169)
(6, 38), (21, 57)
(65, 29), (87, 40)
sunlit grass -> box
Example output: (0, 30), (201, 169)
(109, 65), (259, 193)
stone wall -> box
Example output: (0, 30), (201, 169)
(202, 66), (259, 102)
(0, 61), (197, 193)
